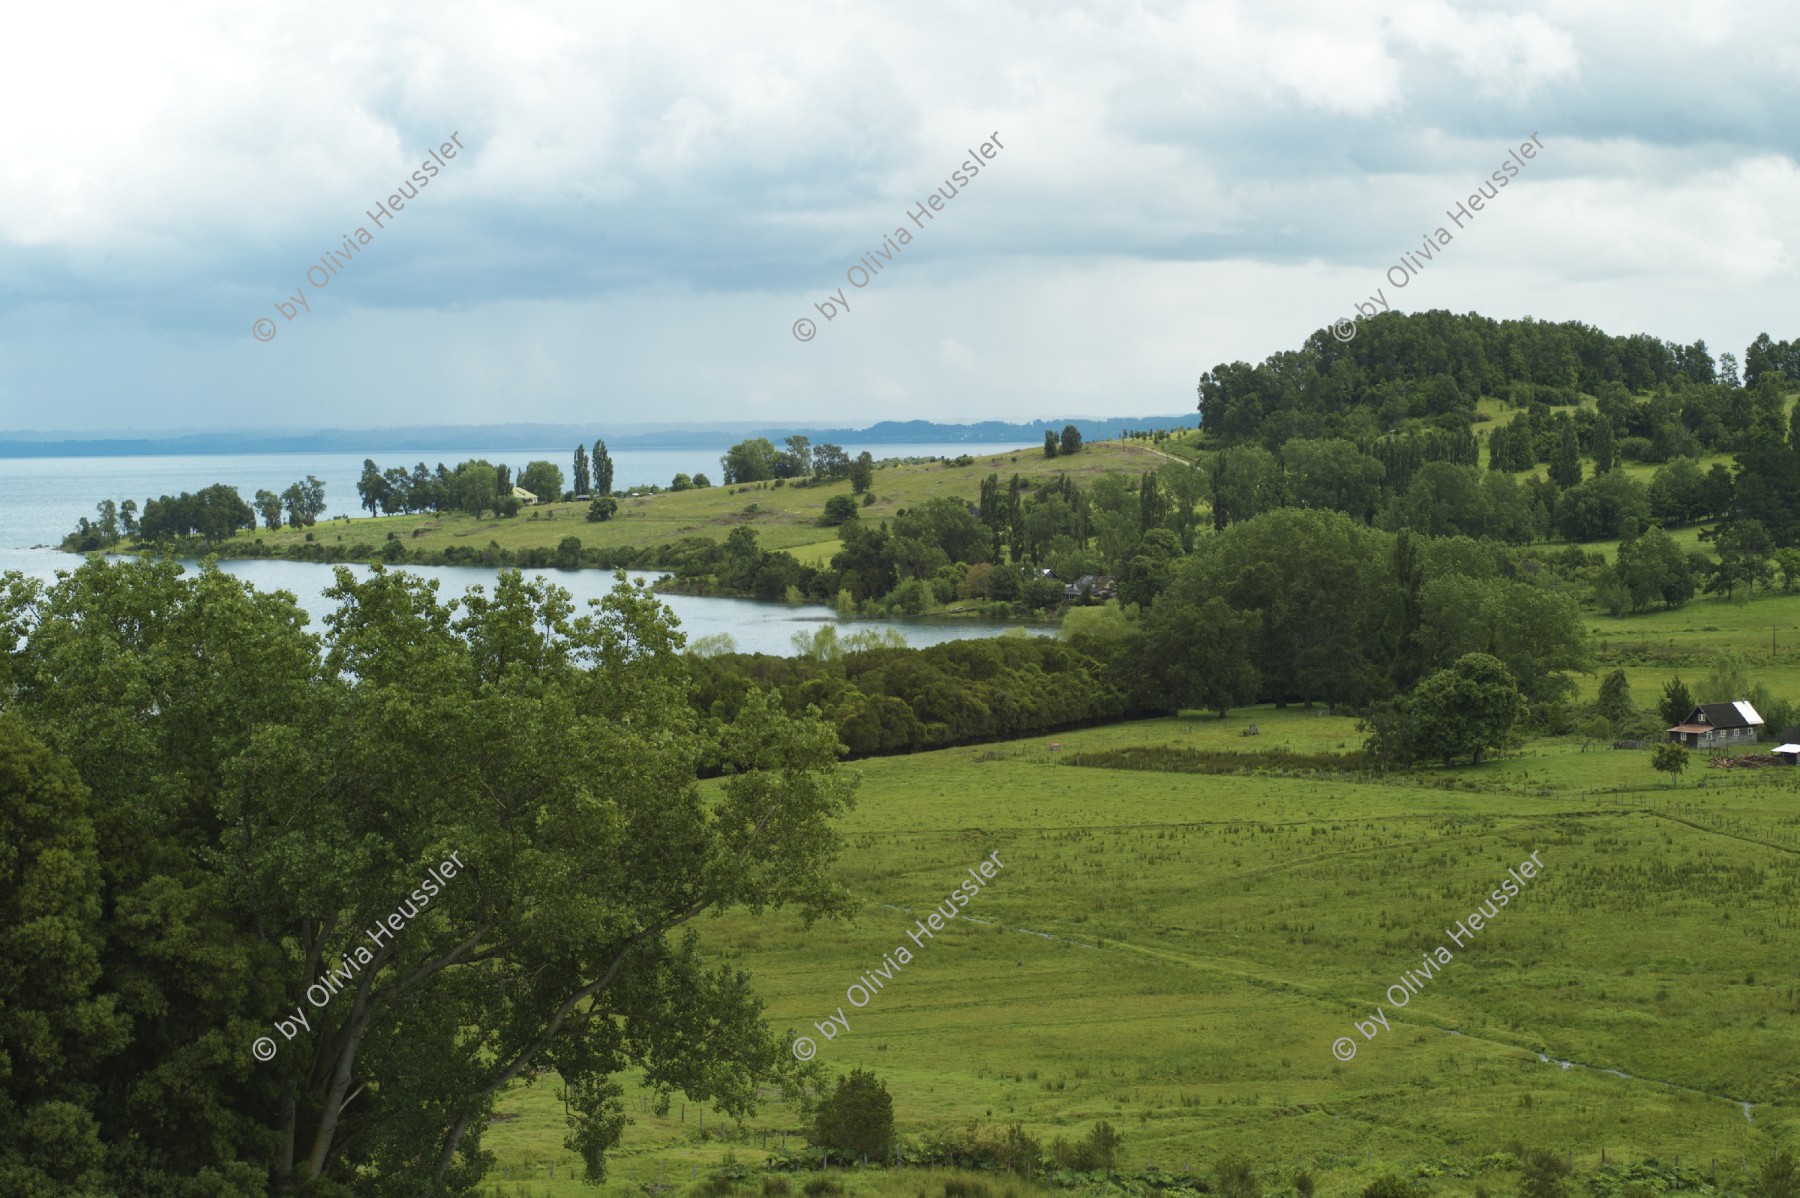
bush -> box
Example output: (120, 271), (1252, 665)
(945, 1182), (993, 1198)
(1214, 1156), (1260, 1198)
(762, 1180), (790, 1197)
(820, 495), (860, 526)
(809, 1068), (894, 1163)
(1049, 1122), (1123, 1172)
(587, 498), (619, 523)
(802, 1180), (842, 1198)
(1360, 1177), (1424, 1198)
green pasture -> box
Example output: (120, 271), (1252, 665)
(213, 441), (1167, 561)
(483, 705), (1800, 1198)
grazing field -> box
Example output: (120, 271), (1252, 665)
(484, 695), (1800, 1198)
(205, 440), (1169, 561)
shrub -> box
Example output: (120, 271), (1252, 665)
(1360, 1177), (1424, 1198)
(763, 1179), (791, 1197)
(820, 495), (860, 526)
(809, 1068), (894, 1163)
(945, 1182), (994, 1198)
(1214, 1156), (1260, 1198)
(803, 1180), (843, 1198)
(587, 498), (618, 523)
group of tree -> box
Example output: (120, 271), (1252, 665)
(66, 476), (329, 549)
(682, 511), (1594, 755)
(0, 558), (853, 1195)
(1042, 424), (1082, 457)
(1196, 309), (1777, 448)
(720, 436), (875, 489)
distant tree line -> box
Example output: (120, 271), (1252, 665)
(1195, 310), (1769, 446)
(63, 476), (326, 550)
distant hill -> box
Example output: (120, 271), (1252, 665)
(0, 416), (1193, 458)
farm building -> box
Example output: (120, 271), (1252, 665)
(1776, 744), (1800, 765)
(1665, 701), (1764, 749)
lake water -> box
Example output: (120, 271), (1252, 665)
(0, 443), (1049, 656)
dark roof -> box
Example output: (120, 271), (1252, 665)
(1686, 702), (1763, 729)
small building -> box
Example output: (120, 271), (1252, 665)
(1665, 701), (1764, 750)
(1775, 744), (1800, 765)
(1063, 574), (1118, 601)
(511, 486), (539, 505)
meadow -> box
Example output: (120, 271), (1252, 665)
(478, 596), (1800, 1198)
(220, 441), (1168, 568)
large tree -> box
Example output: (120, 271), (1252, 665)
(722, 438), (781, 484)
(1405, 652), (1524, 765)
(0, 559), (856, 1196)
(1142, 594), (1259, 717)
(518, 460), (566, 503)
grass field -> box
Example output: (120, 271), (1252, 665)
(218, 441), (1170, 566)
(475, 592), (1800, 1198)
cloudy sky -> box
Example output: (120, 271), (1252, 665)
(1, 0), (1795, 432)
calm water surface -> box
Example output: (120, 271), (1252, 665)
(0, 444), (1048, 656)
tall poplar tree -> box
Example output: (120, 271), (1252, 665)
(592, 440), (614, 497)
(574, 443), (592, 496)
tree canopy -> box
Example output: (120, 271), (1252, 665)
(0, 558), (856, 1196)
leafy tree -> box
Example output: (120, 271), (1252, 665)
(722, 437), (781, 483)
(1659, 677), (1695, 727)
(554, 535), (582, 568)
(1407, 652), (1523, 766)
(1652, 741), (1689, 786)
(812, 445), (850, 482)
(1775, 548), (1800, 592)
(281, 475), (328, 527)
(519, 460), (565, 503)
(693, 472), (713, 488)
(1143, 595), (1259, 717)
(1594, 668), (1635, 726)
(820, 495), (859, 526)
(1043, 430), (1059, 458)
(1549, 420), (1583, 488)
(670, 473), (694, 492)
(381, 465), (412, 513)
(587, 497), (619, 522)
(1648, 457), (1704, 525)
(573, 444), (592, 496)
(1206, 445), (1281, 530)
(358, 458), (388, 517)
(118, 498), (139, 538)
(1556, 470), (1649, 541)
(591, 439), (615, 496)
(1614, 527), (1693, 611)
(784, 435), (813, 476)
(1281, 438), (1385, 522)
(849, 452), (875, 495)
(809, 1068), (894, 1163)
(0, 559), (855, 1196)
(451, 462), (499, 518)
(0, 716), (125, 1196)
(1060, 424), (1082, 455)
(1709, 518), (1775, 599)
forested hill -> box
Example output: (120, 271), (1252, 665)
(1197, 310), (1800, 444)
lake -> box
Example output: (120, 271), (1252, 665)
(0, 444), (1051, 656)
